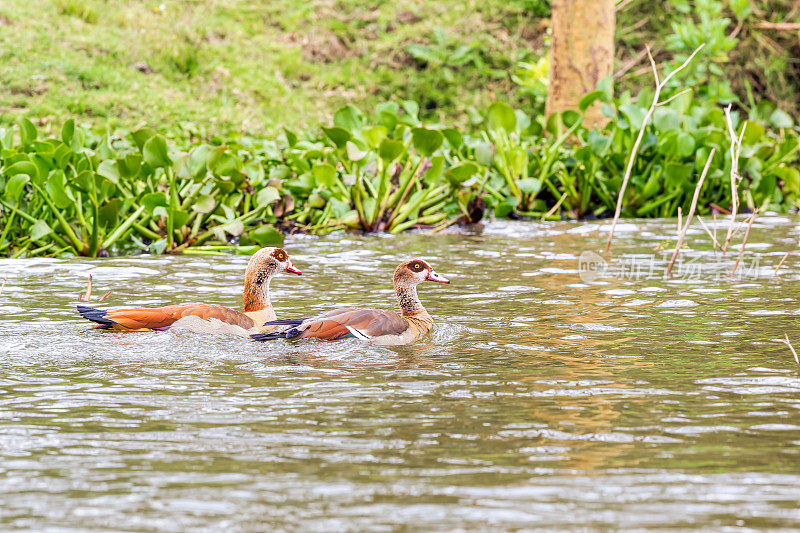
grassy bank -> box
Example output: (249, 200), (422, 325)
(1, 0), (798, 141)
(0, 0), (540, 136)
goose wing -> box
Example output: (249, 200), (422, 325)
(295, 308), (407, 340)
(78, 304), (255, 331)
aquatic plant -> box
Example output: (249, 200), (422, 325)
(0, 90), (798, 257)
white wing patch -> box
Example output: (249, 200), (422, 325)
(345, 326), (371, 340)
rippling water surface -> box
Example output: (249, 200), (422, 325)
(2, 217), (800, 531)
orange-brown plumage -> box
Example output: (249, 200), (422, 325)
(252, 259), (449, 345)
(77, 247), (301, 334)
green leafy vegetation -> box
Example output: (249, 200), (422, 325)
(1, 86), (797, 257)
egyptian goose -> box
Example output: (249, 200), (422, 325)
(251, 259), (449, 345)
(77, 247), (301, 335)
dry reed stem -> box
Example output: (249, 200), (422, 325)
(666, 148), (715, 276)
(542, 193), (568, 221)
(696, 216), (720, 250)
(731, 209), (758, 276)
(784, 334), (800, 373)
(0, 275), (6, 296)
(723, 104), (747, 253)
(78, 274), (93, 301)
(774, 251), (791, 275)
(713, 212), (718, 248)
(604, 43), (705, 254)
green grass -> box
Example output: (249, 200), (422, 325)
(0, 0), (542, 138)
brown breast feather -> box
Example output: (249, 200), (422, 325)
(106, 304), (256, 331)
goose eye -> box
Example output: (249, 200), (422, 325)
(411, 261), (423, 271)
(274, 251), (286, 262)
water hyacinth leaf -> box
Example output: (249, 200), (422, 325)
(192, 194), (216, 213)
(312, 164), (337, 187)
(442, 128), (463, 150)
(401, 100), (420, 124)
(143, 135), (172, 169)
(653, 108), (681, 131)
(345, 141), (368, 162)
(425, 155), (445, 184)
(131, 128), (156, 152)
(61, 119), (75, 145)
(249, 225), (284, 246)
(308, 194), (326, 209)
(142, 192), (169, 213)
(378, 138), (404, 164)
(283, 128), (298, 147)
(487, 101), (516, 134)
(46, 170), (73, 208)
(578, 89), (606, 112)
(207, 147), (239, 177)
(170, 209), (190, 229)
(518, 178), (542, 195)
(4, 174), (30, 200)
(619, 104), (646, 131)
(30, 220), (52, 242)
(5, 161), (38, 180)
(473, 141), (495, 167)
(664, 162), (693, 187)
(218, 219), (244, 236)
(676, 132), (695, 157)
(98, 199), (121, 228)
(741, 120), (764, 145)
(118, 154), (142, 178)
(329, 197), (350, 218)
(362, 126), (388, 149)
(96, 159), (120, 183)
(322, 127), (351, 149)
(411, 127), (444, 157)
(71, 169), (93, 193)
(32, 140), (55, 156)
(187, 144), (211, 179)
(334, 105), (364, 132)
(445, 162), (479, 187)
(17, 118), (37, 147)
(255, 186), (280, 208)
(494, 196), (519, 218)
(770, 109), (793, 129)
(269, 165), (291, 181)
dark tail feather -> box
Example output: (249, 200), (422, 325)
(251, 327), (303, 342)
(77, 305), (114, 329)
(262, 318), (308, 326)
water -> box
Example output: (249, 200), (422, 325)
(2, 217), (800, 531)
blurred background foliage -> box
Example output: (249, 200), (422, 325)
(1, 0), (797, 138)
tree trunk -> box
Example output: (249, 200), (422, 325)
(546, 0), (615, 128)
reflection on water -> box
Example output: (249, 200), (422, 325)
(2, 217), (800, 530)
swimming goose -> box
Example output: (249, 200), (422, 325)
(77, 247), (301, 335)
(251, 259), (449, 345)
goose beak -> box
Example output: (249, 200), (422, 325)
(426, 270), (450, 284)
(285, 261), (302, 275)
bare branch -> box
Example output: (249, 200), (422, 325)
(784, 333), (800, 374)
(605, 43), (705, 254)
(696, 215), (720, 250)
(666, 148), (715, 276)
(732, 209), (758, 276)
(774, 251), (791, 275)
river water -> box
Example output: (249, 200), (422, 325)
(1, 217), (799, 531)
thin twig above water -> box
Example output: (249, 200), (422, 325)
(783, 334), (800, 374)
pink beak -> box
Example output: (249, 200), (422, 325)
(426, 270), (450, 284)
(285, 262), (302, 275)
